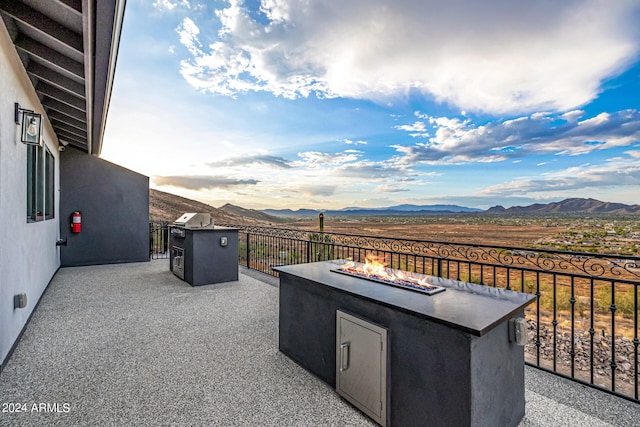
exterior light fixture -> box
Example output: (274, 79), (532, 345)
(14, 103), (43, 146)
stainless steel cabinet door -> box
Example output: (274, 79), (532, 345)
(336, 310), (387, 426)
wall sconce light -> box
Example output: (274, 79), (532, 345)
(14, 103), (43, 146)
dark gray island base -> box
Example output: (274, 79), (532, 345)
(169, 226), (239, 286)
(274, 261), (537, 427)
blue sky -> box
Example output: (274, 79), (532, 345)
(101, 0), (640, 210)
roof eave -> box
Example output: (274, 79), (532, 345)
(86, 0), (126, 156)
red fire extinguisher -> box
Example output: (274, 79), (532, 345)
(71, 211), (81, 233)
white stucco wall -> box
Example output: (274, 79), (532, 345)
(0, 23), (61, 366)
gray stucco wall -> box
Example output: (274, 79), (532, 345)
(59, 147), (149, 266)
(0, 22), (61, 370)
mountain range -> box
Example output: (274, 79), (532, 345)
(262, 198), (640, 217)
(149, 189), (640, 223)
(262, 204), (481, 217)
(485, 198), (640, 215)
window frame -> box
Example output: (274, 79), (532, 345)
(26, 143), (55, 222)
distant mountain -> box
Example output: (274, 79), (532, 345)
(150, 189), (276, 225)
(262, 198), (640, 218)
(150, 189), (243, 223)
(152, 191), (640, 224)
(485, 205), (506, 214)
(218, 203), (287, 223)
(485, 198), (640, 215)
(262, 204), (481, 218)
(383, 204), (481, 213)
(261, 208), (324, 218)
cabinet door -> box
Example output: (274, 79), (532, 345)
(336, 310), (387, 426)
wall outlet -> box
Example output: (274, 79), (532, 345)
(14, 292), (27, 309)
(509, 317), (526, 346)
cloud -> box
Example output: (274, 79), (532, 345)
(301, 185), (337, 197)
(176, 0), (639, 114)
(176, 17), (202, 57)
(153, 175), (259, 190)
(333, 161), (416, 180)
(392, 109), (640, 165)
(394, 121), (429, 138)
(294, 151), (361, 168)
(343, 139), (367, 145)
(207, 154), (292, 169)
(375, 184), (410, 193)
(479, 151), (640, 196)
(153, 0), (190, 12)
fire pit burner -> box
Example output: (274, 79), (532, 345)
(331, 260), (445, 296)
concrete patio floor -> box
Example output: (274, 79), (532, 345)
(1, 260), (638, 426)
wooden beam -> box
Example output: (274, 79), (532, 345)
(43, 97), (86, 121)
(56, 130), (87, 146)
(47, 110), (86, 130)
(0, 0), (83, 54)
(27, 62), (85, 97)
(53, 0), (82, 15)
(36, 82), (85, 111)
(15, 35), (84, 81)
(50, 119), (88, 139)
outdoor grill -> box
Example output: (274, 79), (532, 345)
(169, 213), (239, 286)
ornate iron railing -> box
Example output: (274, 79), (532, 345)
(226, 224), (640, 280)
(150, 221), (640, 403)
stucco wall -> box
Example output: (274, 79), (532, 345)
(59, 147), (149, 266)
(0, 24), (62, 367)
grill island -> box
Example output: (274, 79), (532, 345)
(169, 213), (239, 286)
(274, 261), (537, 427)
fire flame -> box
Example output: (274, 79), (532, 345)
(340, 254), (435, 289)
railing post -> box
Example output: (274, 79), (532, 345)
(307, 240), (311, 263)
(149, 222), (153, 259)
(437, 258), (442, 278)
(246, 232), (250, 269)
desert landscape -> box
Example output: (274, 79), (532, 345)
(151, 188), (640, 254)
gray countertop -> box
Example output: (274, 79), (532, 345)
(274, 261), (537, 336)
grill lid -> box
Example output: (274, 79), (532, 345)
(173, 213), (213, 229)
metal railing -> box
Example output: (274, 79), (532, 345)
(150, 221), (639, 402)
(149, 221), (170, 259)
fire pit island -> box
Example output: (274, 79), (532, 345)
(274, 260), (537, 427)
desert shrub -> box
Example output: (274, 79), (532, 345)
(516, 278), (587, 315)
(458, 271), (482, 285)
(595, 285), (639, 318)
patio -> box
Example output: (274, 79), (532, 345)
(1, 260), (638, 426)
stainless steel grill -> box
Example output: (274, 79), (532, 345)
(172, 213), (214, 229)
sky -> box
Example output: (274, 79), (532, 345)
(101, 0), (640, 211)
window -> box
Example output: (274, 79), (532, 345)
(45, 148), (54, 219)
(26, 144), (55, 222)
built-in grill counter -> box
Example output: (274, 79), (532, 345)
(169, 213), (239, 286)
(274, 261), (537, 427)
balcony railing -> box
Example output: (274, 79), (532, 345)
(149, 221), (640, 403)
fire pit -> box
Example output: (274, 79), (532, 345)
(331, 257), (445, 296)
